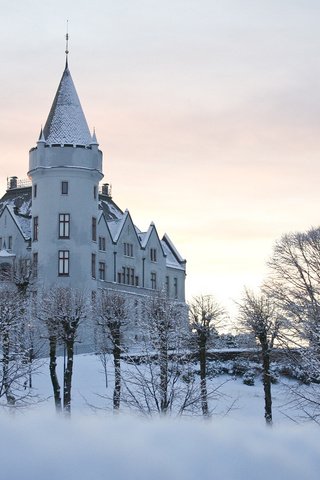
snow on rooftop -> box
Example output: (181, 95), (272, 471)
(43, 66), (92, 146)
(100, 199), (123, 220)
(3, 204), (31, 240)
(0, 248), (15, 257)
(107, 218), (124, 241)
(162, 240), (185, 270)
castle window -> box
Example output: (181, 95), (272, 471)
(165, 276), (170, 296)
(150, 248), (157, 262)
(99, 261), (106, 281)
(0, 237), (2, 249)
(34, 184), (37, 198)
(92, 217), (97, 242)
(99, 236), (106, 251)
(58, 250), (69, 276)
(118, 266), (136, 286)
(61, 181), (68, 195)
(174, 277), (178, 299)
(33, 252), (38, 278)
(91, 253), (96, 278)
(124, 242), (133, 257)
(151, 272), (157, 290)
(94, 185), (97, 200)
(8, 236), (12, 250)
(59, 213), (70, 239)
(33, 216), (39, 241)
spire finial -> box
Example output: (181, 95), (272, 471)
(65, 20), (69, 68)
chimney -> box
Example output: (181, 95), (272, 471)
(9, 176), (18, 190)
(101, 183), (111, 197)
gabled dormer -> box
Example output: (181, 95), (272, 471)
(140, 222), (166, 264)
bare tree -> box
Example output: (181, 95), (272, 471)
(0, 285), (40, 407)
(237, 288), (282, 425)
(265, 227), (320, 421)
(13, 257), (33, 295)
(189, 295), (225, 417)
(38, 287), (88, 414)
(267, 228), (320, 351)
(94, 290), (128, 411)
(121, 291), (201, 416)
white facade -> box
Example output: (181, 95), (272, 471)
(0, 59), (187, 346)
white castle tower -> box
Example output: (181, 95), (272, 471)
(28, 55), (103, 290)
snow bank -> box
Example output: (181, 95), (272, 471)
(0, 412), (319, 480)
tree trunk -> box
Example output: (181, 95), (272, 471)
(113, 343), (121, 411)
(159, 331), (168, 414)
(262, 347), (272, 425)
(63, 339), (74, 415)
(199, 333), (208, 417)
(49, 335), (61, 413)
(112, 322), (122, 411)
(2, 329), (15, 406)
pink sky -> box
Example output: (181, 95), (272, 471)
(1, 1), (320, 314)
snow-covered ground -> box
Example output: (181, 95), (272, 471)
(0, 354), (319, 480)
(33, 354), (306, 424)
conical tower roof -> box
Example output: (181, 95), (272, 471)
(43, 65), (92, 146)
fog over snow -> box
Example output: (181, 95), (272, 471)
(0, 354), (319, 480)
(0, 411), (319, 480)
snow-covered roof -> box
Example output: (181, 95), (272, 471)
(162, 233), (185, 264)
(161, 240), (185, 270)
(107, 210), (130, 243)
(6, 205), (31, 240)
(0, 189), (32, 241)
(139, 224), (153, 248)
(0, 249), (15, 258)
(99, 197), (123, 221)
(43, 65), (92, 146)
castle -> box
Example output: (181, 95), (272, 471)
(0, 51), (186, 345)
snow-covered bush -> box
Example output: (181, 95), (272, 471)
(243, 370), (255, 386)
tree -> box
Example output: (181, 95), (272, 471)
(94, 290), (128, 411)
(38, 287), (88, 414)
(237, 289), (282, 425)
(0, 285), (40, 407)
(267, 228), (320, 351)
(121, 291), (200, 416)
(189, 295), (225, 417)
(13, 257), (33, 295)
(265, 227), (320, 421)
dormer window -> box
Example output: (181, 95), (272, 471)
(99, 236), (106, 251)
(124, 243), (133, 257)
(150, 248), (157, 262)
(61, 181), (68, 195)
